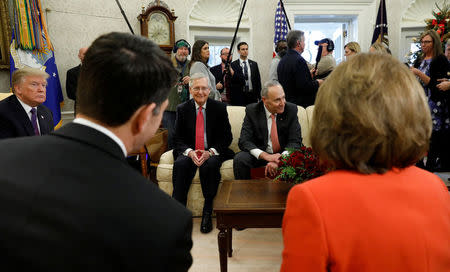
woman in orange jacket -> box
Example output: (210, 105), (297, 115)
(281, 53), (450, 272)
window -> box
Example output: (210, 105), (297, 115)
(208, 45), (228, 67)
(294, 15), (356, 65)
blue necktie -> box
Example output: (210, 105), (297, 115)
(30, 108), (40, 135)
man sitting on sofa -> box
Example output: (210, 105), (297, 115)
(172, 73), (234, 234)
(233, 81), (302, 179)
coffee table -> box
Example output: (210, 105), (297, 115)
(213, 179), (294, 272)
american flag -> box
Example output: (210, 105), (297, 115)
(273, 1), (288, 56)
(371, 0), (389, 46)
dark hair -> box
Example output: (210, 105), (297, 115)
(189, 40), (209, 69)
(76, 32), (177, 126)
(275, 39), (287, 53)
(237, 42), (248, 51)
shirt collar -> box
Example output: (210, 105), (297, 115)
(194, 100), (207, 110)
(263, 104), (275, 119)
(16, 96), (35, 115)
(73, 118), (127, 157)
(239, 58), (248, 65)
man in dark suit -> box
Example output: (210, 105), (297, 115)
(210, 47), (234, 103)
(229, 42), (261, 106)
(278, 30), (323, 108)
(172, 73), (234, 233)
(0, 68), (54, 139)
(66, 47), (87, 114)
(0, 32), (193, 271)
(233, 81), (302, 179)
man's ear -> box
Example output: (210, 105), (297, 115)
(131, 103), (156, 135)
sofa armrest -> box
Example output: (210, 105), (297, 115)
(159, 150), (174, 164)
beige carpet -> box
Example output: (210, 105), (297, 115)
(190, 218), (283, 272)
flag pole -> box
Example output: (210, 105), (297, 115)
(114, 0), (134, 35)
(279, 0), (291, 30)
(380, 0), (384, 42)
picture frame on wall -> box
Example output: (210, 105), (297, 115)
(0, 0), (11, 70)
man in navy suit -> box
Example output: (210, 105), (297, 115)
(233, 81), (302, 179)
(229, 42), (261, 106)
(277, 30), (323, 108)
(0, 68), (54, 139)
(172, 73), (234, 233)
(0, 32), (192, 271)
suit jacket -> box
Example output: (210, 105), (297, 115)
(278, 49), (319, 107)
(0, 122), (193, 271)
(66, 64), (81, 100)
(210, 63), (225, 93)
(238, 101), (302, 153)
(173, 98), (234, 160)
(281, 167), (450, 271)
(0, 94), (54, 139)
(230, 59), (262, 106)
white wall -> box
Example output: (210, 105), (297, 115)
(1, 0), (437, 119)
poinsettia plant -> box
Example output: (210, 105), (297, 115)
(425, 3), (450, 43)
(275, 146), (331, 184)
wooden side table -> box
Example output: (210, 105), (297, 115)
(214, 179), (293, 272)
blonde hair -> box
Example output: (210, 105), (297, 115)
(369, 42), (390, 55)
(11, 67), (49, 91)
(310, 53), (431, 174)
(344, 42), (361, 54)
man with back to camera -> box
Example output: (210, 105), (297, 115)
(0, 32), (193, 271)
(0, 67), (54, 139)
(277, 30), (323, 108)
(229, 42), (262, 106)
(233, 81), (302, 179)
(172, 73), (234, 234)
(163, 39), (191, 149)
(66, 47), (88, 101)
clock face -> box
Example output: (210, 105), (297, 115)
(148, 12), (170, 45)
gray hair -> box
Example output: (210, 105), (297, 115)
(261, 80), (282, 98)
(446, 39), (450, 48)
(189, 72), (210, 88)
(287, 30), (304, 49)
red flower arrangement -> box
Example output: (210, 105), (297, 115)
(425, 3), (449, 43)
(275, 146), (331, 184)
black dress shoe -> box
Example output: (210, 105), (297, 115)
(200, 212), (212, 234)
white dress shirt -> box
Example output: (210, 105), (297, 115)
(182, 100), (219, 156)
(17, 97), (41, 134)
(239, 58), (253, 91)
(249, 105), (289, 159)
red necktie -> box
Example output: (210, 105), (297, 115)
(195, 106), (205, 150)
(271, 114), (280, 153)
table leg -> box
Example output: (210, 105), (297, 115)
(218, 227), (228, 272)
(227, 228), (233, 257)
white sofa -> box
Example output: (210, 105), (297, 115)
(157, 105), (314, 216)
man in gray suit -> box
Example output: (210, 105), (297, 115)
(0, 32), (192, 271)
(234, 81), (302, 179)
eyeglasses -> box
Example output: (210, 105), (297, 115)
(191, 87), (209, 92)
(421, 40), (433, 44)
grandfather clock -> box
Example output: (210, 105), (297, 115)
(138, 0), (177, 56)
